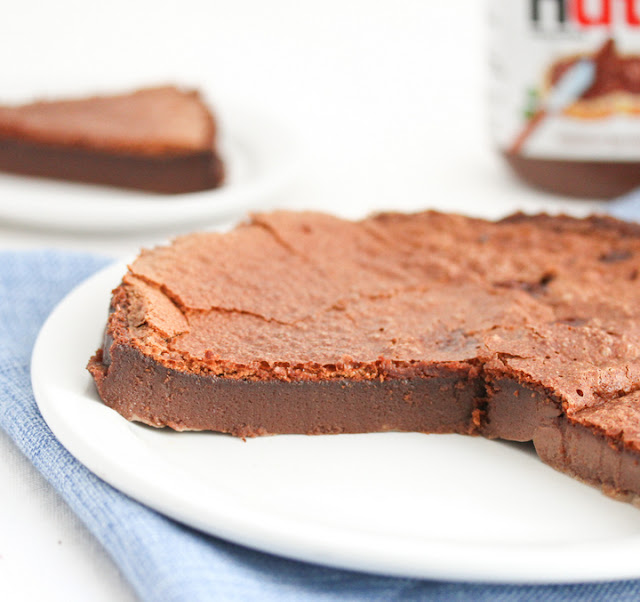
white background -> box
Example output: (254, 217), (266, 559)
(0, 1), (609, 600)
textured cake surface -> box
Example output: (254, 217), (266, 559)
(0, 86), (215, 155)
(89, 210), (640, 501)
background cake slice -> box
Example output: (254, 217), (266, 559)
(89, 210), (640, 504)
(0, 86), (224, 193)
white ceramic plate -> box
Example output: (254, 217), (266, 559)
(0, 98), (300, 232)
(32, 261), (640, 584)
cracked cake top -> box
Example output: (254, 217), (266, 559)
(102, 210), (640, 450)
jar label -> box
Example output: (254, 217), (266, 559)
(490, 0), (640, 161)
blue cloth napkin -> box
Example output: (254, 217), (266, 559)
(607, 188), (640, 221)
(1, 248), (639, 602)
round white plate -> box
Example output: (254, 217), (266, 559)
(32, 261), (640, 584)
(0, 99), (300, 232)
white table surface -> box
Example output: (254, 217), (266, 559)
(0, 1), (608, 600)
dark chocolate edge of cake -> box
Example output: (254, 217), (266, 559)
(87, 339), (640, 502)
(0, 136), (225, 193)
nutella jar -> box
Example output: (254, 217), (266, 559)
(489, 0), (640, 198)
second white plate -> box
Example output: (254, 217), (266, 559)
(0, 97), (300, 232)
(32, 262), (640, 584)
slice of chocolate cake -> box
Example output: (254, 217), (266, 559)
(88, 210), (640, 503)
(0, 86), (224, 193)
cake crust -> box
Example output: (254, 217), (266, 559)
(88, 210), (640, 502)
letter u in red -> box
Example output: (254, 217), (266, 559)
(571, 0), (611, 25)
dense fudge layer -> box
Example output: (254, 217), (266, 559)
(89, 211), (640, 501)
(0, 86), (224, 192)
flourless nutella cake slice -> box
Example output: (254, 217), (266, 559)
(89, 210), (640, 504)
(0, 86), (224, 193)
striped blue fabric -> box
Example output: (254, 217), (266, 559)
(1, 247), (638, 602)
